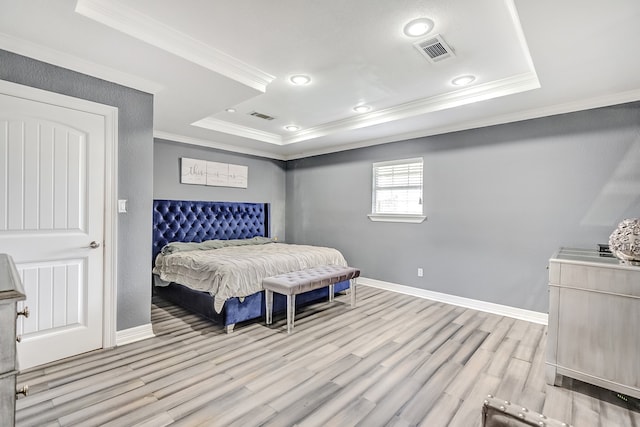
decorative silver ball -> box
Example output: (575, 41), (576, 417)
(609, 218), (640, 265)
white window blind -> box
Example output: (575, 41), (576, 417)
(371, 157), (423, 215)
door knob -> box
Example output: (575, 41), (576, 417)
(89, 241), (101, 249)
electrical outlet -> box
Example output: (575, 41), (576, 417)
(417, 268), (423, 277)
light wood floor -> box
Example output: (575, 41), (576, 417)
(15, 286), (640, 427)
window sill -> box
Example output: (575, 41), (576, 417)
(367, 214), (427, 224)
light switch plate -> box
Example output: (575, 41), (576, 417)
(118, 199), (127, 213)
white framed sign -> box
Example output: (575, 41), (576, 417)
(181, 158), (248, 188)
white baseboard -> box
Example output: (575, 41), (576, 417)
(115, 323), (155, 346)
(358, 277), (548, 325)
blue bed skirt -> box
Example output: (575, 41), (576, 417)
(154, 279), (350, 327)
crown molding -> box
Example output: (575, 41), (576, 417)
(284, 87), (640, 160)
(495, 87), (640, 124)
(0, 32), (164, 94)
(281, 72), (540, 145)
(505, 0), (537, 75)
(154, 130), (286, 160)
(192, 72), (540, 149)
(159, 86), (640, 162)
(75, 0), (275, 93)
(190, 117), (283, 146)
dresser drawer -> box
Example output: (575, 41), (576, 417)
(0, 301), (18, 374)
(0, 373), (16, 427)
(555, 286), (640, 389)
(554, 262), (640, 297)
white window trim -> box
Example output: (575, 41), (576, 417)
(369, 157), (425, 223)
(367, 213), (427, 223)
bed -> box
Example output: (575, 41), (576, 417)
(152, 199), (351, 332)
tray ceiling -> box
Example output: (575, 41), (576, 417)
(1, 0), (639, 159)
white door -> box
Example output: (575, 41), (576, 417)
(0, 90), (105, 370)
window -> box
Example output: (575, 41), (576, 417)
(368, 157), (426, 223)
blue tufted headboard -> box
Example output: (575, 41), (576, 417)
(152, 200), (270, 260)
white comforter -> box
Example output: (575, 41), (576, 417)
(153, 242), (347, 312)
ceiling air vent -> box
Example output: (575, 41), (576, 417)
(249, 111), (276, 121)
(413, 34), (455, 63)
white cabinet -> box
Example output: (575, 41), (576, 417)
(546, 248), (640, 398)
(0, 254), (26, 426)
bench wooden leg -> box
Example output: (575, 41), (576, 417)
(286, 294), (296, 334)
(265, 289), (273, 325)
(350, 278), (357, 307)
(329, 284), (335, 302)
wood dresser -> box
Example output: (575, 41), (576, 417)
(0, 254), (27, 426)
(546, 247), (640, 398)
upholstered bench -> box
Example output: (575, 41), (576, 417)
(482, 395), (572, 427)
(263, 265), (360, 333)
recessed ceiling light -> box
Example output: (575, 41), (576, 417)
(353, 105), (371, 113)
(225, 108), (236, 113)
(403, 18), (434, 37)
(284, 125), (300, 132)
(289, 75), (311, 85)
(451, 75), (476, 86)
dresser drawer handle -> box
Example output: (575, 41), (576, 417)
(16, 335), (21, 343)
(17, 306), (30, 318)
(16, 385), (28, 398)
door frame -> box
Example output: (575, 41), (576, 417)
(0, 78), (118, 349)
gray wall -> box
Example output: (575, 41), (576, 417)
(286, 103), (640, 313)
(154, 139), (287, 240)
(0, 49), (154, 331)
(5, 48), (638, 322)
